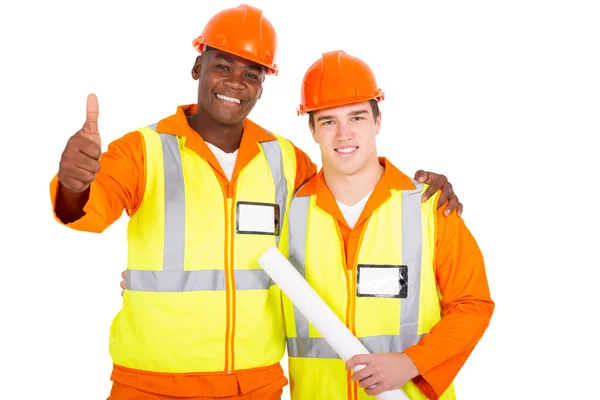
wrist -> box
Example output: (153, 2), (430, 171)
(401, 353), (420, 380)
(55, 182), (90, 223)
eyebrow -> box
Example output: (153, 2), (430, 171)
(316, 109), (369, 122)
(214, 55), (263, 73)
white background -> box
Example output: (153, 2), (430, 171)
(1, 0), (599, 399)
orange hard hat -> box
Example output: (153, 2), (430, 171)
(192, 4), (278, 75)
(297, 50), (384, 115)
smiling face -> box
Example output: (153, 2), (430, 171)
(310, 100), (382, 177)
(192, 48), (266, 125)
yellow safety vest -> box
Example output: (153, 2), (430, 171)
(109, 122), (297, 374)
(280, 182), (457, 400)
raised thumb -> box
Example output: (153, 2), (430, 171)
(82, 93), (101, 147)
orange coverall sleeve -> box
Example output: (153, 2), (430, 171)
(403, 207), (495, 399)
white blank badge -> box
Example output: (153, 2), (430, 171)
(356, 265), (407, 298)
(236, 201), (280, 235)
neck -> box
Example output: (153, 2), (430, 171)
(324, 157), (384, 206)
(187, 110), (244, 153)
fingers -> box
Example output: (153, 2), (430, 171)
(120, 270), (127, 291)
(57, 158), (100, 192)
(351, 364), (375, 382)
(73, 152), (101, 174)
(421, 185), (436, 203)
(57, 176), (91, 193)
(346, 354), (370, 371)
(436, 181), (453, 209)
(60, 152), (101, 179)
(414, 169), (427, 183)
(415, 170), (442, 186)
(66, 133), (101, 162)
(58, 134), (102, 192)
(357, 372), (381, 389)
(73, 166), (97, 182)
(417, 171), (448, 203)
(121, 270), (127, 297)
(443, 193), (459, 216)
(442, 195), (464, 217)
(72, 133), (102, 160)
(78, 140), (102, 160)
(365, 383), (387, 396)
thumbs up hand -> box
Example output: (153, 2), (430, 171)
(57, 94), (103, 193)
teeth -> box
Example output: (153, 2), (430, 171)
(336, 147), (357, 153)
(216, 94), (242, 104)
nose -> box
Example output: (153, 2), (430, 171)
(335, 121), (353, 141)
(224, 71), (245, 90)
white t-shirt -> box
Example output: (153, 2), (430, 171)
(206, 141), (371, 230)
(336, 190), (373, 229)
(206, 141), (238, 181)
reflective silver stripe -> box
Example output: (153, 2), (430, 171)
(126, 126), (286, 293)
(287, 335), (409, 358)
(234, 269), (273, 290)
(287, 195), (310, 338)
(160, 133), (186, 271)
(287, 184), (424, 358)
(287, 337), (338, 358)
(126, 269), (274, 292)
(400, 180), (424, 348)
(259, 133), (288, 247)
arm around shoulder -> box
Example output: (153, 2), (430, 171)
(291, 143), (317, 192)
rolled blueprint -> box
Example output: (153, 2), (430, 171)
(257, 246), (409, 400)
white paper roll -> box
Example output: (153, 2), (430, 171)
(257, 246), (409, 400)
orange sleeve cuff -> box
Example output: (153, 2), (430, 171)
(404, 344), (448, 400)
(403, 347), (450, 399)
(404, 345), (435, 377)
(413, 376), (440, 400)
(49, 174), (111, 233)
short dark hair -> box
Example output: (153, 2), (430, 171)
(308, 99), (380, 129)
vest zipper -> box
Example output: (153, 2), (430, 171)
(339, 225), (359, 400)
(348, 266), (358, 400)
(224, 195), (236, 374)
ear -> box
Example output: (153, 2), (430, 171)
(191, 55), (202, 80)
(375, 111), (382, 136)
(309, 119), (318, 143)
(257, 75), (266, 99)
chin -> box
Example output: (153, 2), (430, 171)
(330, 163), (360, 177)
(216, 115), (245, 125)
(212, 109), (247, 125)
(340, 167), (360, 176)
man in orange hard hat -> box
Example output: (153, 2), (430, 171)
(50, 5), (464, 400)
(279, 50), (494, 400)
